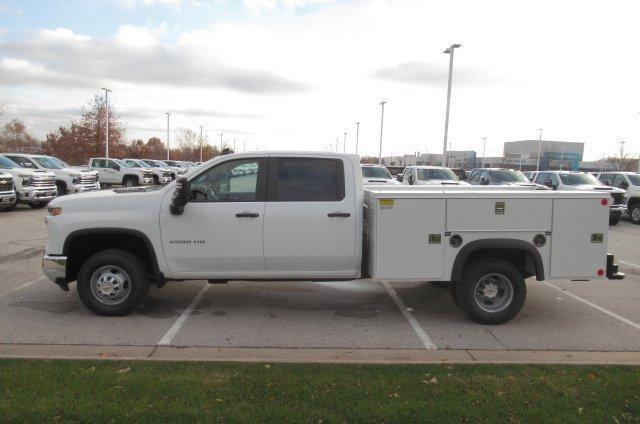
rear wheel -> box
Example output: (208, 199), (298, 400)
(458, 258), (526, 324)
(630, 204), (640, 225)
(77, 249), (149, 316)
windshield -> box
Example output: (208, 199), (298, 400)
(0, 156), (17, 169)
(417, 168), (458, 181)
(560, 173), (600, 185)
(126, 160), (148, 168)
(113, 159), (132, 168)
(32, 156), (64, 169)
(627, 175), (640, 186)
(491, 170), (529, 183)
(362, 167), (392, 179)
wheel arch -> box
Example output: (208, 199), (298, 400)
(451, 238), (544, 282)
(63, 228), (165, 287)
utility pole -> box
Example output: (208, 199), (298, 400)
(343, 132), (347, 153)
(481, 137), (487, 168)
(536, 128), (543, 171)
(378, 101), (387, 165)
(619, 140), (626, 171)
(243, 141), (246, 152)
(559, 148), (565, 170)
(165, 112), (171, 160)
(220, 133), (223, 152)
(101, 88), (111, 158)
(199, 125), (203, 162)
(233, 139), (236, 152)
(355, 122), (360, 155)
(335, 137), (339, 152)
(442, 43), (462, 167)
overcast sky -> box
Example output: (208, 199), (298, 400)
(1, 0), (639, 160)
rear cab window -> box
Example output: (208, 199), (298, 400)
(268, 157), (344, 201)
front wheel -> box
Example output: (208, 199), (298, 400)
(458, 258), (526, 325)
(629, 204), (640, 225)
(29, 201), (48, 209)
(609, 214), (621, 226)
(76, 249), (149, 316)
(56, 181), (68, 196)
(123, 177), (138, 187)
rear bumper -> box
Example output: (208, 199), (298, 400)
(42, 254), (67, 284)
(606, 253), (625, 280)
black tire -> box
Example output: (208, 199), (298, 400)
(629, 204), (640, 225)
(609, 214), (621, 226)
(76, 249), (149, 316)
(56, 181), (68, 196)
(123, 177), (138, 187)
(449, 283), (462, 309)
(0, 196), (18, 212)
(458, 258), (526, 325)
(29, 201), (48, 209)
(153, 175), (160, 185)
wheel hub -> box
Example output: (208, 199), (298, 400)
(474, 273), (514, 313)
(482, 282), (499, 298)
(90, 266), (131, 305)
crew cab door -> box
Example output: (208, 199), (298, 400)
(262, 156), (357, 276)
(160, 157), (268, 276)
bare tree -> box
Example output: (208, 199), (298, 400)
(175, 128), (198, 160)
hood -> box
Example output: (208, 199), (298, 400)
(416, 180), (471, 186)
(363, 177), (400, 185)
(49, 184), (167, 210)
(498, 181), (549, 190)
(568, 184), (625, 193)
(63, 167), (97, 175)
(0, 171), (12, 180)
(4, 168), (55, 177)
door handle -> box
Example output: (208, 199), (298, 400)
(236, 212), (259, 218)
(327, 212), (351, 218)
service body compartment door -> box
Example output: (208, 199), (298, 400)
(374, 198), (445, 279)
(550, 198), (609, 278)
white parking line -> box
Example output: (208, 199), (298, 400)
(158, 283), (210, 346)
(0, 275), (45, 300)
(544, 282), (640, 331)
(381, 281), (436, 349)
(618, 260), (640, 269)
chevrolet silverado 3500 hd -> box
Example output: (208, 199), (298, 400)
(42, 152), (624, 324)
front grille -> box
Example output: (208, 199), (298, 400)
(612, 193), (624, 205)
(0, 179), (13, 192)
(32, 176), (55, 189)
(79, 174), (97, 186)
(143, 172), (153, 179)
(162, 171), (171, 178)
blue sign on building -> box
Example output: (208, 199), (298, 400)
(541, 152), (582, 171)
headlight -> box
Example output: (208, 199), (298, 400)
(19, 175), (32, 186)
(71, 175), (81, 184)
(47, 206), (62, 216)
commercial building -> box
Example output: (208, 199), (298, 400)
(503, 140), (584, 171)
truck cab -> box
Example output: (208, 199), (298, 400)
(596, 172), (640, 224)
(2, 153), (99, 195)
(361, 164), (400, 185)
(400, 166), (470, 186)
(88, 158), (154, 187)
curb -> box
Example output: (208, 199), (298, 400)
(1, 344), (640, 365)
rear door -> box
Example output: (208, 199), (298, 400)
(262, 156), (357, 276)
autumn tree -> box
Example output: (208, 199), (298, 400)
(0, 119), (40, 153)
(42, 94), (126, 165)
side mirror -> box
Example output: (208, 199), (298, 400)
(397, 174), (403, 182)
(620, 181), (629, 190)
(113, 164), (120, 171)
(480, 177), (489, 185)
(408, 174), (415, 185)
(170, 177), (190, 215)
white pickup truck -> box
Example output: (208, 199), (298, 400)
(87, 158), (154, 187)
(42, 152), (624, 324)
(0, 154), (57, 208)
(0, 170), (17, 211)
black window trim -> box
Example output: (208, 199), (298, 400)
(187, 157), (268, 203)
(266, 156), (345, 202)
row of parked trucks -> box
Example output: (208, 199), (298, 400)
(0, 153), (198, 211)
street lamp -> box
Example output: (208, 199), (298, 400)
(378, 101), (387, 165)
(101, 88), (111, 158)
(536, 128), (543, 171)
(481, 137), (487, 168)
(165, 112), (171, 160)
(442, 43), (461, 167)
(343, 132), (347, 153)
(199, 125), (204, 162)
(355, 122), (360, 155)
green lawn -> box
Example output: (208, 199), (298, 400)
(0, 359), (638, 422)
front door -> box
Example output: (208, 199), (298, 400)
(262, 156), (357, 276)
(160, 157), (268, 277)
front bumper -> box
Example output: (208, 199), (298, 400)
(69, 183), (101, 193)
(158, 176), (172, 185)
(609, 204), (627, 215)
(140, 177), (154, 186)
(18, 188), (58, 204)
(42, 254), (67, 285)
(0, 191), (16, 205)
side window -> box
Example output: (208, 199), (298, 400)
(270, 158), (344, 202)
(598, 173), (613, 184)
(479, 170), (489, 181)
(125, 160), (139, 168)
(468, 171), (479, 182)
(106, 160), (117, 168)
(613, 174), (628, 189)
(534, 172), (548, 184)
(92, 159), (105, 168)
(189, 159), (263, 203)
(6, 156), (34, 168)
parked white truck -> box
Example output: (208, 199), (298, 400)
(42, 152), (624, 324)
(2, 153), (99, 195)
(0, 154), (57, 208)
(0, 170), (17, 211)
(87, 158), (154, 187)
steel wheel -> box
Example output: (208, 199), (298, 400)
(90, 265), (132, 305)
(474, 273), (514, 313)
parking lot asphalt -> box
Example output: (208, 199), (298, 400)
(1, 203), (640, 356)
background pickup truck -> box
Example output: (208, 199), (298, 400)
(0, 170), (17, 211)
(87, 157), (154, 187)
(42, 152), (623, 324)
(0, 154), (57, 208)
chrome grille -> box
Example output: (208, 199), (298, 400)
(0, 178), (13, 192)
(143, 171), (153, 179)
(79, 174), (97, 187)
(163, 171), (171, 178)
(32, 176), (55, 189)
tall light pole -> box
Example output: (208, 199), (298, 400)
(619, 140), (626, 171)
(343, 132), (347, 153)
(335, 137), (339, 152)
(481, 137), (487, 168)
(220, 133), (223, 152)
(199, 125), (203, 162)
(233, 139), (236, 152)
(165, 112), (171, 160)
(101, 88), (111, 158)
(378, 101), (387, 165)
(536, 128), (543, 171)
(442, 43), (461, 167)
(355, 122), (360, 155)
